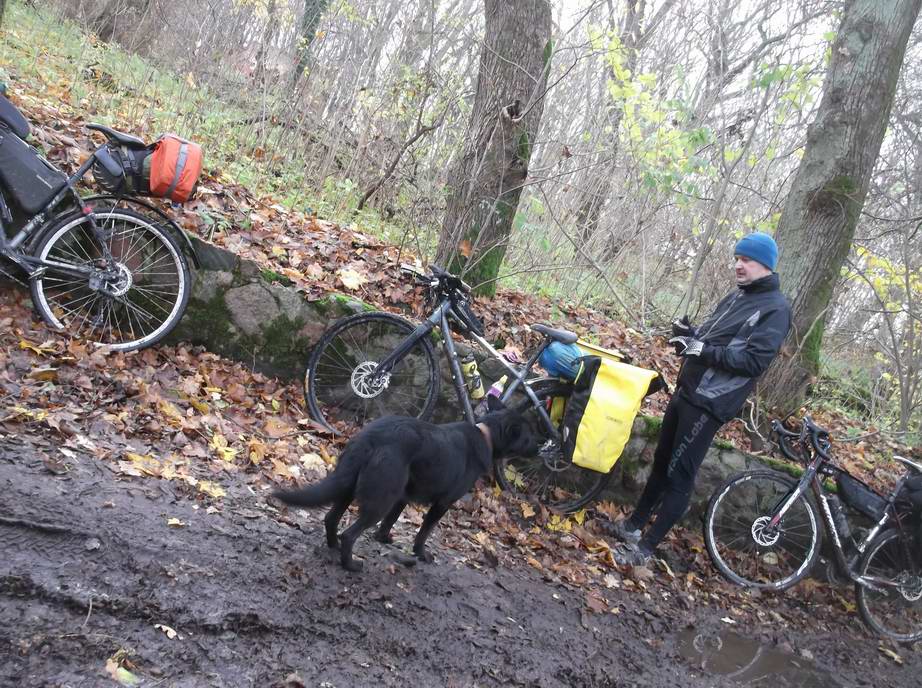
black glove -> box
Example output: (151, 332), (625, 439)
(671, 315), (695, 337)
(668, 336), (704, 357)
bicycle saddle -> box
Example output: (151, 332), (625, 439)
(87, 124), (146, 148)
(531, 324), (578, 345)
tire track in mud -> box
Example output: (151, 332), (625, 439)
(0, 516), (94, 571)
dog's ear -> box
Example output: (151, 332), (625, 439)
(486, 395), (506, 412)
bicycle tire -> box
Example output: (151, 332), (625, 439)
(704, 470), (822, 591)
(29, 208), (191, 352)
(494, 379), (615, 513)
(856, 528), (922, 643)
(304, 311), (440, 432)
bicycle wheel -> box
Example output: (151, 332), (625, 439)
(304, 312), (440, 432)
(705, 470), (822, 591)
(856, 528), (922, 643)
(494, 380), (614, 513)
(29, 208), (190, 352)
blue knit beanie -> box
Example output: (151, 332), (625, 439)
(734, 232), (778, 271)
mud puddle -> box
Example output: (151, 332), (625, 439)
(678, 628), (840, 687)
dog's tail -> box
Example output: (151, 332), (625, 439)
(272, 466), (356, 508)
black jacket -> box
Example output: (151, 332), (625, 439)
(677, 273), (791, 422)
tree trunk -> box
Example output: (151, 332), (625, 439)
(573, 0), (646, 249)
(762, 0), (922, 415)
(0, 0), (6, 30)
(91, 0), (151, 44)
(435, 0), (552, 296)
(253, 0), (279, 85)
(291, 0), (331, 85)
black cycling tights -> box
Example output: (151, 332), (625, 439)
(627, 394), (722, 551)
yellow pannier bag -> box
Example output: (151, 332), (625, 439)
(562, 356), (661, 473)
(576, 340), (626, 363)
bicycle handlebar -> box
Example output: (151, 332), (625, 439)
(401, 264), (473, 295)
(771, 415), (831, 463)
(771, 420), (803, 462)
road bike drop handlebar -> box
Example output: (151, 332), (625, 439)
(771, 415), (831, 463)
(400, 264), (473, 295)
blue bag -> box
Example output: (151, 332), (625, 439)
(539, 341), (583, 380)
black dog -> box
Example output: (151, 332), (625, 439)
(273, 396), (538, 571)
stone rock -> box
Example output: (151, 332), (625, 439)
(225, 283), (280, 336)
(193, 270), (233, 303)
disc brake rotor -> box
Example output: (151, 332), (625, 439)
(351, 361), (389, 399)
(539, 439), (569, 472)
(751, 515), (781, 547)
(899, 573), (922, 602)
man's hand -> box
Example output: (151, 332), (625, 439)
(668, 336), (704, 357)
(671, 315), (694, 337)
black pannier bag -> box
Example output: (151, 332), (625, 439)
(92, 143), (151, 196)
(0, 123), (68, 215)
(836, 471), (888, 520)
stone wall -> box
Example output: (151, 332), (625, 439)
(167, 237), (370, 380)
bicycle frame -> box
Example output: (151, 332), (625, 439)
(767, 447), (916, 591)
(0, 147), (116, 279)
(372, 297), (559, 434)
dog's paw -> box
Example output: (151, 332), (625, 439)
(414, 548), (435, 564)
(388, 550), (418, 568)
(326, 536), (340, 549)
(343, 558), (364, 572)
(374, 531), (394, 544)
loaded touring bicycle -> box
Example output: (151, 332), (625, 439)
(0, 92), (200, 351)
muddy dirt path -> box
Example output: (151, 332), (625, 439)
(0, 434), (917, 688)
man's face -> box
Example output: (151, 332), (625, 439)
(734, 255), (772, 285)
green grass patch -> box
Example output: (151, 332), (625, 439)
(0, 1), (420, 247)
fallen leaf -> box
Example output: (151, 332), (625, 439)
(124, 452), (161, 476)
(19, 338), (55, 356)
(105, 658), (140, 686)
(166, 518), (186, 528)
(210, 433), (238, 462)
(338, 268), (367, 290)
(879, 645), (903, 665)
(154, 623), (178, 639)
(28, 366), (58, 381)
(197, 480), (226, 498)
(263, 417), (293, 439)
(299, 452), (325, 472)
(585, 593), (608, 614)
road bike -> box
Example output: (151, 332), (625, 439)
(304, 265), (625, 512)
(0, 97), (194, 351)
(704, 415), (922, 642)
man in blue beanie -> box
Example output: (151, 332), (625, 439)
(607, 232), (791, 566)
